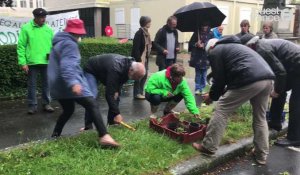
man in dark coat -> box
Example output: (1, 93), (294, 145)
(241, 34), (300, 147)
(193, 36), (275, 165)
(82, 54), (145, 129)
(153, 16), (180, 71)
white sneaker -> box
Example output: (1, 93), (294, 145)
(150, 114), (157, 119)
(135, 94), (145, 100)
(170, 110), (180, 115)
(195, 90), (202, 95)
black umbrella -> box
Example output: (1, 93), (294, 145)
(174, 2), (226, 32)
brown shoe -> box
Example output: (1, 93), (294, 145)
(192, 143), (215, 156)
(99, 134), (120, 148)
(250, 148), (266, 165)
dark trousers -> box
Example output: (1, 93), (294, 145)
(53, 97), (107, 137)
(133, 64), (148, 97)
(287, 78), (300, 141)
(158, 58), (175, 71)
(270, 75), (300, 141)
(107, 96), (120, 125)
(84, 72), (120, 126)
(145, 92), (183, 106)
(269, 92), (287, 124)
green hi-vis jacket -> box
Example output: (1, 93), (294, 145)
(17, 20), (54, 66)
(145, 70), (199, 114)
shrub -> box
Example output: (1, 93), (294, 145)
(0, 37), (132, 98)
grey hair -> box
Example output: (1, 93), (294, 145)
(205, 38), (219, 53)
(130, 62), (146, 77)
(263, 21), (273, 31)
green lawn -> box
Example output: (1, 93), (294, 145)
(0, 104), (253, 175)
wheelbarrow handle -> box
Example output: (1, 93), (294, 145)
(120, 121), (136, 131)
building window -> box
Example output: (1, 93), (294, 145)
(36, 0), (43, 7)
(11, 0), (17, 7)
(30, 0), (33, 8)
(20, 0), (27, 8)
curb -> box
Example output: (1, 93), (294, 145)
(169, 122), (288, 175)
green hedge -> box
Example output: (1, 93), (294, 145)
(0, 37), (132, 98)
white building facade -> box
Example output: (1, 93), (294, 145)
(0, 0), (45, 17)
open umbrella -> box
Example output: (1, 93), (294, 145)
(174, 2), (226, 32)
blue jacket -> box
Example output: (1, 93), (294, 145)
(212, 27), (222, 39)
(48, 32), (93, 99)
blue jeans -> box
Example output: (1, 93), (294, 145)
(27, 65), (50, 108)
(195, 68), (207, 91)
(84, 72), (98, 98)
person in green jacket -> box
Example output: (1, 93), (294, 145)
(17, 8), (54, 114)
(145, 63), (200, 118)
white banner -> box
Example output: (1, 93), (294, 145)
(0, 11), (79, 45)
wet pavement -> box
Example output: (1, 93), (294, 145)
(0, 55), (201, 149)
(1, 54), (299, 175)
(206, 145), (300, 175)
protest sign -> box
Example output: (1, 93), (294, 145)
(0, 10), (79, 45)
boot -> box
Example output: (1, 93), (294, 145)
(150, 105), (159, 119)
(164, 101), (179, 115)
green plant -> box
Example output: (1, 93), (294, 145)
(175, 126), (185, 133)
(0, 37), (132, 98)
(0, 120), (195, 175)
(0, 102), (254, 174)
(179, 105), (213, 124)
(236, 103), (252, 117)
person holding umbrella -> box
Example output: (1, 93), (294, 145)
(153, 16), (180, 71)
(188, 23), (214, 95)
